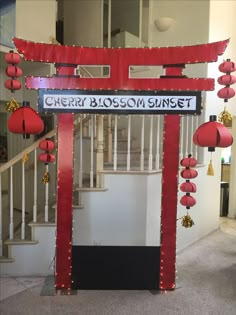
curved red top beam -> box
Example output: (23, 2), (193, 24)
(13, 37), (229, 66)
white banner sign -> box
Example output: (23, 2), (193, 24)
(39, 90), (201, 114)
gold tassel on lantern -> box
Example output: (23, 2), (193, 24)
(42, 171), (50, 184)
(6, 98), (20, 112)
(218, 107), (232, 128)
(22, 151), (29, 163)
(207, 159), (214, 176)
(181, 213), (195, 228)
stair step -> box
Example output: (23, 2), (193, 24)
(28, 222), (56, 227)
(5, 239), (38, 245)
(0, 256), (15, 263)
(52, 204), (84, 209)
(75, 187), (108, 192)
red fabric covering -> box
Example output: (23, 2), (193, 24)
(193, 121), (233, 148)
(159, 115), (180, 290)
(55, 65), (75, 290)
(8, 107), (44, 135)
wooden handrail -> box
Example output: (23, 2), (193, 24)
(0, 129), (56, 174)
(0, 114), (92, 174)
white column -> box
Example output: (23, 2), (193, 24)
(9, 166), (14, 240)
(113, 115), (118, 171)
(140, 115), (145, 171)
(33, 149), (37, 222)
(21, 162), (25, 240)
(44, 164), (49, 223)
(155, 115), (160, 170)
(79, 116), (83, 187)
(148, 115), (153, 171)
(90, 115), (94, 188)
(96, 115), (104, 187)
(127, 115), (131, 171)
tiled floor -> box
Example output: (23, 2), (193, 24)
(0, 217), (235, 302)
(0, 276), (45, 301)
(219, 216), (236, 236)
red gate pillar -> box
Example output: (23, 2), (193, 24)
(159, 114), (180, 290)
(55, 65), (75, 290)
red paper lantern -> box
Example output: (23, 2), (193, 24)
(180, 182), (197, 193)
(193, 115), (233, 151)
(218, 74), (236, 85)
(180, 169), (198, 179)
(38, 153), (55, 163)
(180, 156), (197, 168)
(39, 139), (55, 151)
(218, 60), (236, 73)
(4, 79), (21, 91)
(217, 87), (235, 99)
(8, 101), (44, 138)
(5, 51), (21, 64)
(6, 65), (22, 78)
(180, 195), (196, 208)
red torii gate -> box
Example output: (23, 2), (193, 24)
(13, 37), (228, 290)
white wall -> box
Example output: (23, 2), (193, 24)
(73, 173), (161, 246)
(16, 0), (57, 43)
(63, 0), (103, 47)
(207, 0), (236, 219)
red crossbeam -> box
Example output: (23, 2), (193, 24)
(26, 76), (214, 91)
(14, 37), (228, 65)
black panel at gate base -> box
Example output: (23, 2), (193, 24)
(71, 246), (160, 290)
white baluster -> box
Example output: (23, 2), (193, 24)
(90, 115), (94, 188)
(45, 164), (49, 222)
(185, 116), (189, 157)
(140, 115), (145, 171)
(113, 115), (118, 171)
(21, 162), (25, 239)
(9, 166), (14, 240)
(127, 115), (131, 171)
(94, 114), (97, 138)
(33, 149), (37, 222)
(190, 116), (194, 156)
(148, 116), (153, 171)
(79, 116), (83, 187)
(179, 115), (184, 160)
(194, 116), (199, 160)
(155, 115), (160, 170)
(0, 174), (2, 256)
